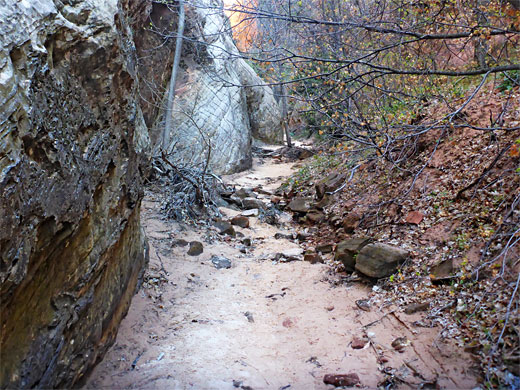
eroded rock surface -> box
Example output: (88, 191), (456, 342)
(161, 0), (283, 174)
(0, 0), (150, 387)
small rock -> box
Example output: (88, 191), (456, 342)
(274, 232), (293, 240)
(242, 209), (259, 217)
(351, 336), (367, 349)
(274, 248), (303, 262)
(343, 212), (361, 233)
(314, 195), (331, 209)
(244, 311), (254, 323)
(214, 220), (236, 236)
(325, 306), (334, 311)
(404, 302), (429, 314)
(430, 258), (455, 283)
(323, 373), (360, 387)
(187, 241), (203, 256)
(316, 242), (334, 253)
(282, 318), (294, 328)
(355, 299), (371, 312)
(296, 232), (309, 242)
(271, 195), (282, 204)
(304, 253), (323, 264)
(231, 215), (250, 228)
(405, 210), (424, 224)
(355, 243), (409, 278)
(287, 197), (313, 213)
(235, 187), (254, 199)
(241, 237), (252, 246)
(391, 336), (409, 352)
(377, 356), (389, 364)
(315, 172), (347, 199)
(172, 239), (189, 247)
(211, 255), (232, 269)
(306, 210), (325, 223)
(243, 198), (266, 210)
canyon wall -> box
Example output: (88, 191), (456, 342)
(0, 0), (149, 387)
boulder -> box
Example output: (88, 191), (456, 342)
(355, 243), (409, 278)
(334, 238), (373, 272)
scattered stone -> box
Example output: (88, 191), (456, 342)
(242, 209), (259, 217)
(214, 221), (236, 236)
(325, 306), (334, 311)
(391, 336), (409, 352)
(237, 245), (247, 254)
(430, 258), (455, 283)
(253, 186), (272, 195)
(244, 311), (254, 323)
(334, 238), (373, 272)
(404, 302), (430, 314)
(228, 195), (243, 207)
(235, 187), (254, 199)
(377, 356), (389, 364)
(355, 243), (409, 278)
(172, 239), (189, 247)
(355, 299), (371, 312)
(274, 248), (303, 262)
(241, 237), (252, 246)
(274, 232), (293, 240)
(282, 318), (294, 328)
(306, 210), (325, 223)
(343, 212), (361, 233)
(231, 215), (250, 228)
(242, 198), (266, 210)
(405, 210), (424, 224)
(316, 242), (334, 253)
(314, 195), (331, 209)
(187, 241), (203, 256)
(271, 195), (282, 204)
(211, 255), (232, 269)
(351, 336), (367, 349)
(323, 373), (360, 387)
(304, 253), (323, 264)
(296, 232), (310, 242)
(287, 197), (314, 213)
(329, 215), (343, 227)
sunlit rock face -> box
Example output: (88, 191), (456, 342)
(0, 0), (150, 387)
(153, 0), (282, 174)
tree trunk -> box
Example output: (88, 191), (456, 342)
(162, 0), (185, 152)
(280, 84), (292, 147)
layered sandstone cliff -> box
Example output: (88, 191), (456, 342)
(0, 0), (149, 387)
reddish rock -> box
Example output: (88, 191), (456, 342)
(271, 195), (281, 204)
(323, 373), (360, 387)
(307, 210), (325, 223)
(316, 243), (334, 253)
(405, 210), (424, 224)
(282, 318), (294, 328)
(231, 215), (250, 228)
(351, 336), (367, 349)
(342, 212), (361, 233)
(304, 253), (323, 264)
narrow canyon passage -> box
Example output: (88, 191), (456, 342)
(85, 153), (478, 390)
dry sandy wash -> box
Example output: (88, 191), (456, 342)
(85, 156), (478, 390)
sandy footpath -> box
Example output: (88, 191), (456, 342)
(85, 157), (478, 390)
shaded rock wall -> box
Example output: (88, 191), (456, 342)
(0, 0), (149, 387)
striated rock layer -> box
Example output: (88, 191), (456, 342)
(0, 0), (150, 387)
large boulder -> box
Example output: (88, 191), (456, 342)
(355, 243), (409, 278)
(0, 0), (150, 387)
(334, 238), (373, 272)
(161, 0), (282, 174)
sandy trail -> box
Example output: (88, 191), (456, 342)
(85, 155), (478, 390)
